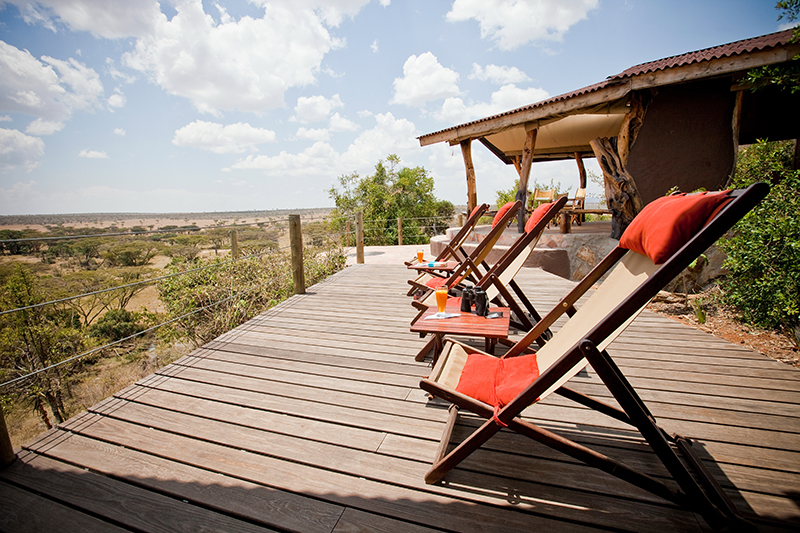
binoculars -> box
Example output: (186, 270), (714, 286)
(460, 287), (488, 316)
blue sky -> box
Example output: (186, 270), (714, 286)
(0, 0), (789, 215)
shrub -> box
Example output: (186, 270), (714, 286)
(719, 140), (800, 343)
(89, 309), (145, 341)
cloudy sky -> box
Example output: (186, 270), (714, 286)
(0, 0), (788, 215)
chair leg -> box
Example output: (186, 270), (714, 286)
(578, 340), (741, 529)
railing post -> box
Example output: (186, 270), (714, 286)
(356, 212), (364, 264)
(1, 408), (15, 469)
(458, 214), (464, 227)
(345, 220), (351, 247)
(289, 215), (305, 295)
(397, 217), (403, 246)
(230, 230), (239, 260)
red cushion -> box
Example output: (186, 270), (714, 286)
(425, 277), (448, 289)
(455, 353), (540, 408)
(525, 201), (552, 233)
(619, 191), (732, 264)
(492, 201), (516, 227)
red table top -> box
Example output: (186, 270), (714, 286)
(410, 306), (510, 338)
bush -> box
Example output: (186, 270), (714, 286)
(719, 140), (800, 343)
(157, 242), (346, 346)
(89, 309), (145, 341)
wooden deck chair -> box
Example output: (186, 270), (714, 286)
(564, 187), (586, 226)
(407, 201), (520, 298)
(404, 203), (489, 267)
(418, 183), (769, 530)
(411, 197), (568, 342)
(529, 188), (555, 210)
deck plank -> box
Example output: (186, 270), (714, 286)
(2, 264), (799, 532)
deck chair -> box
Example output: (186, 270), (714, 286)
(407, 201), (520, 298)
(411, 197), (568, 342)
(404, 203), (489, 267)
(564, 187), (586, 226)
(529, 188), (555, 209)
(418, 183), (768, 530)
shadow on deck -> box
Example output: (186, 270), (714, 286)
(2, 265), (799, 532)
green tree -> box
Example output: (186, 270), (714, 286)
(719, 140), (800, 343)
(328, 155), (454, 245)
(0, 266), (84, 428)
(743, 1), (800, 93)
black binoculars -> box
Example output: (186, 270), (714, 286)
(460, 287), (488, 316)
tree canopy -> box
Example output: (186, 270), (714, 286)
(328, 155), (454, 245)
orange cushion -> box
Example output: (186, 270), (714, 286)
(492, 201), (516, 227)
(425, 277), (448, 289)
(525, 201), (552, 233)
(455, 353), (540, 407)
(469, 204), (483, 220)
(619, 191), (731, 264)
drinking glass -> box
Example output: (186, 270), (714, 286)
(435, 287), (448, 316)
(417, 249), (424, 263)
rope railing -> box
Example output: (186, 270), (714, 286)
(0, 269), (293, 390)
(0, 245), (289, 317)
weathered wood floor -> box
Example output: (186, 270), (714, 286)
(2, 265), (799, 532)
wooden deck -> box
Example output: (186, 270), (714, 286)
(2, 264), (799, 532)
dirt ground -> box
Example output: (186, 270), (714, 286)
(646, 288), (799, 368)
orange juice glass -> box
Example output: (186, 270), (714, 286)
(417, 250), (424, 263)
(435, 287), (448, 314)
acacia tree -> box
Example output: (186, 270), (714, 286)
(328, 155), (454, 245)
(0, 266), (84, 428)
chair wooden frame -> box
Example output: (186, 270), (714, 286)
(404, 203), (489, 267)
(418, 184), (769, 530)
(411, 197), (567, 340)
(407, 201), (520, 298)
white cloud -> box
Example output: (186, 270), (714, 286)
(0, 128), (45, 172)
(294, 94), (344, 123)
(371, 39), (379, 53)
(108, 88), (126, 109)
(296, 127), (330, 142)
(470, 63), (530, 84)
(172, 120), (277, 153)
(123, 1), (349, 115)
(0, 41), (103, 121)
(446, 0), (599, 50)
(251, 0), (373, 27)
(329, 112), (359, 132)
(390, 52), (460, 107)
(6, 0), (163, 39)
(435, 84), (550, 123)
(114, 128), (126, 136)
(229, 112), (419, 177)
(25, 118), (64, 135)
(78, 148), (109, 158)
(0, 115), (11, 121)
(106, 58), (136, 84)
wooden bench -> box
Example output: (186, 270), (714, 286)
(558, 208), (611, 233)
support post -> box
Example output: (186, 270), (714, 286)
(575, 151), (587, 189)
(728, 90), (744, 186)
(1, 408), (15, 469)
(397, 217), (403, 246)
(516, 128), (537, 233)
(460, 139), (478, 214)
(230, 230), (239, 259)
(289, 215), (305, 295)
(356, 211), (365, 264)
(590, 137), (644, 239)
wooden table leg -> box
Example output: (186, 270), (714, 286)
(560, 212), (571, 234)
(415, 335), (439, 362)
